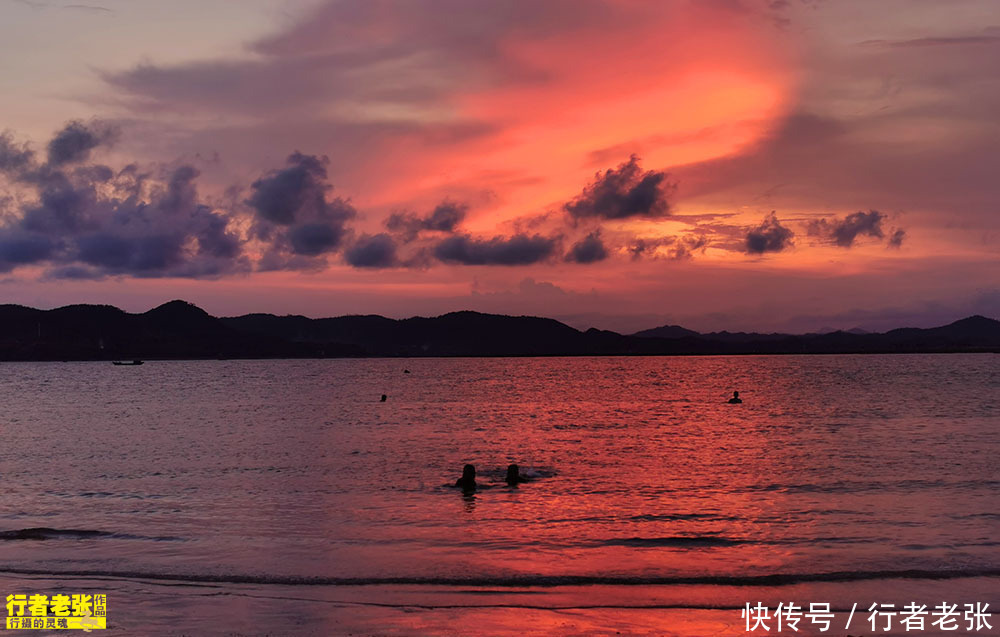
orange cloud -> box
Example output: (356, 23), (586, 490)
(372, 1), (799, 231)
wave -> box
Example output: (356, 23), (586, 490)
(0, 528), (111, 541)
(745, 478), (1000, 495)
(1, 566), (998, 588)
(597, 536), (746, 547)
(0, 528), (185, 542)
(627, 513), (737, 522)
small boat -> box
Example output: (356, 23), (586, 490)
(112, 360), (144, 366)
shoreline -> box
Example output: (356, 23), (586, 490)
(0, 350), (996, 363)
(2, 575), (996, 635)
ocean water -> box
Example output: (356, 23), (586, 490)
(1, 354), (998, 635)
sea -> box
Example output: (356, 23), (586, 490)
(1, 354), (998, 635)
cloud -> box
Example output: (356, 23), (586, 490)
(89, 0), (793, 260)
(434, 233), (556, 265)
(0, 233), (57, 272)
(0, 123), (250, 278)
(745, 212), (794, 254)
(345, 233), (399, 268)
(566, 231), (608, 263)
(46, 120), (117, 166)
(888, 228), (906, 248)
(247, 152), (356, 257)
(20, 170), (101, 234)
(75, 232), (184, 272)
(863, 35), (1000, 49)
(248, 152), (345, 226)
(564, 155), (674, 220)
(97, 0), (620, 131)
(287, 222), (345, 256)
(669, 19), (1000, 241)
(0, 133), (35, 175)
(385, 200), (467, 242)
(12, 0), (112, 12)
(808, 210), (887, 247)
(670, 235), (708, 260)
(64, 4), (113, 14)
(629, 234), (709, 261)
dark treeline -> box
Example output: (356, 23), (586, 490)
(0, 300), (996, 361)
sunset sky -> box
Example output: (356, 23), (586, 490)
(0, 0), (997, 332)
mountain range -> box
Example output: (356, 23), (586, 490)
(0, 300), (996, 360)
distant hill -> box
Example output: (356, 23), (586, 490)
(631, 324), (700, 339)
(0, 301), (996, 360)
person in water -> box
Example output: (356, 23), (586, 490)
(505, 464), (529, 486)
(728, 391), (742, 404)
(455, 464), (477, 491)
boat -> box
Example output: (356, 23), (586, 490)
(112, 360), (145, 366)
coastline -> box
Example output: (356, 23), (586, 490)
(3, 575), (996, 635)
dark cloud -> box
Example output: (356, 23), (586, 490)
(888, 228), (906, 248)
(0, 126), (249, 278)
(42, 265), (99, 280)
(434, 233), (556, 266)
(629, 238), (653, 260)
(565, 155), (674, 220)
(345, 233), (399, 268)
(158, 164), (199, 214)
(191, 205), (241, 259)
(386, 200), (467, 242)
(21, 171), (100, 235)
(72, 164), (114, 183)
(76, 232), (185, 272)
(671, 235), (708, 260)
(248, 152), (349, 226)
(288, 222), (345, 256)
(808, 210), (887, 247)
(0, 233), (57, 272)
(422, 201), (467, 232)
(247, 152), (356, 258)
(46, 120), (117, 166)
(566, 231), (608, 263)
(746, 212), (794, 254)
(630, 234), (709, 261)
(0, 133), (35, 175)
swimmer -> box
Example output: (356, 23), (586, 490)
(455, 464), (477, 491)
(727, 391), (742, 404)
(380, 394), (387, 402)
(505, 463), (529, 486)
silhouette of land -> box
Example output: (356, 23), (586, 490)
(0, 300), (996, 361)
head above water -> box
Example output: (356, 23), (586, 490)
(733, 391), (739, 398)
(462, 464), (476, 481)
(506, 464), (519, 482)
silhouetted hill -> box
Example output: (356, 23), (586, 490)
(0, 301), (996, 360)
(631, 324), (699, 339)
(0, 300), (356, 361)
(221, 310), (635, 356)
